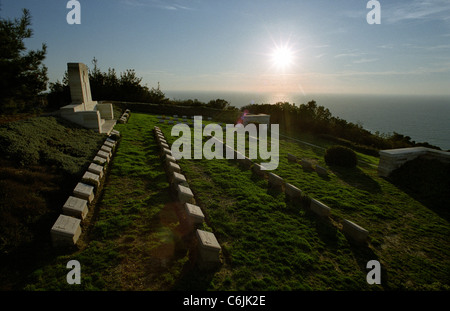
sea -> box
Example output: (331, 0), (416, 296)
(165, 91), (450, 151)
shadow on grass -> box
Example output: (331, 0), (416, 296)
(330, 166), (381, 194)
(388, 158), (450, 222)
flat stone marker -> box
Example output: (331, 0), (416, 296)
(160, 142), (170, 150)
(73, 182), (95, 203)
(96, 150), (110, 162)
(309, 198), (331, 217)
(316, 165), (328, 177)
(252, 163), (267, 177)
(238, 156), (253, 169)
(165, 154), (176, 166)
(287, 153), (297, 163)
(197, 229), (221, 267)
(177, 184), (195, 204)
(171, 171), (189, 187)
(82, 171), (100, 187)
(301, 158), (313, 170)
(268, 172), (284, 189)
(111, 129), (120, 136)
(168, 161), (181, 174)
(161, 147), (172, 157)
(185, 203), (204, 225)
(342, 219), (369, 244)
(106, 137), (116, 144)
(62, 196), (88, 220)
(93, 156), (107, 165)
(104, 140), (115, 149)
(88, 163), (104, 178)
(285, 183), (302, 200)
(101, 145), (112, 155)
(51, 214), (82, 247)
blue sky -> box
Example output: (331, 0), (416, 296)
(2, 0), (450, 95)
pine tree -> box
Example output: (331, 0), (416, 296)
(0, 8), (48, 112)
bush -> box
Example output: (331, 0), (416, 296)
(324, 146), (357, 168)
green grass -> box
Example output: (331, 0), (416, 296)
(19, 112), (450, 290)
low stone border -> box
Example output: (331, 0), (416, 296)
(50, 129), (121, 248)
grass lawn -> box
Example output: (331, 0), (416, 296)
(23, 112), (449, 290)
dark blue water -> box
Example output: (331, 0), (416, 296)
(165, 91), (450, 150)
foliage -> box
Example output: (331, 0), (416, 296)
(243, 101), (441, 153)
(0, 9), (48, 113)
(324, 145), (358, 168)
(46, 58), (169, 108)
(0, 116), (104, 174)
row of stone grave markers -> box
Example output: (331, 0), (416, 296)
(118, 109), (131, 124)
(50, 129), (121, 248)
(205, 136), (369, 245)
(153, 125), (222, 269)
(287, 153), (369, 245)
(157, 115), (220, 127)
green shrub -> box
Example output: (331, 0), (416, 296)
(324, 145), (357, 168)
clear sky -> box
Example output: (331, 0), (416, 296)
(2, 0), (450, 95)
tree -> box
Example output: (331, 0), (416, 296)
(0, 9), (48, 112)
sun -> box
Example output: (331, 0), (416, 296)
(271, 45), (294, 70)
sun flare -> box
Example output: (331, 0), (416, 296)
(271, 46), (294, 70)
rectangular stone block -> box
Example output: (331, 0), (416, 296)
(93, 156), (107, 165)
(285, 183), (302, 200)
(287, 153), (297, 163)
(82, 171), (100, 187)
(309, 199), (331, 217)
(73, 182), (95, 203)
(101, 145), (112, 155)
(171, 171), (189, 187)
(268, 172), (284, 189)
(161, 147), (172, 157)
(110, 129), (120, 137)
(196, 229), (221, 266)
(103, 140), (115, 149)
(106, 137), (116, 144)
(301, 158), (313, 170)
(316, 165), (328, 177)
(165, 154), (176, 166)
(62, 196), (88, 220)
(168, 161), (181, 174)
(88, 162), (104, 178)
(160, 142), (170, 149)
(177, 184), (194, 204)
(342, 219), (369, 244)
(252, 163), (267, 177)
(97, 150), (110, 162)
(51, 214), (82, 247)
(185, 203), (204, 225)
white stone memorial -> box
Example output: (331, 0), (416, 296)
(51, 214), (82, 247)
(378, 147), (450, 177)
(59, 63), (115, 133)
(62, 196), (89, 220)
